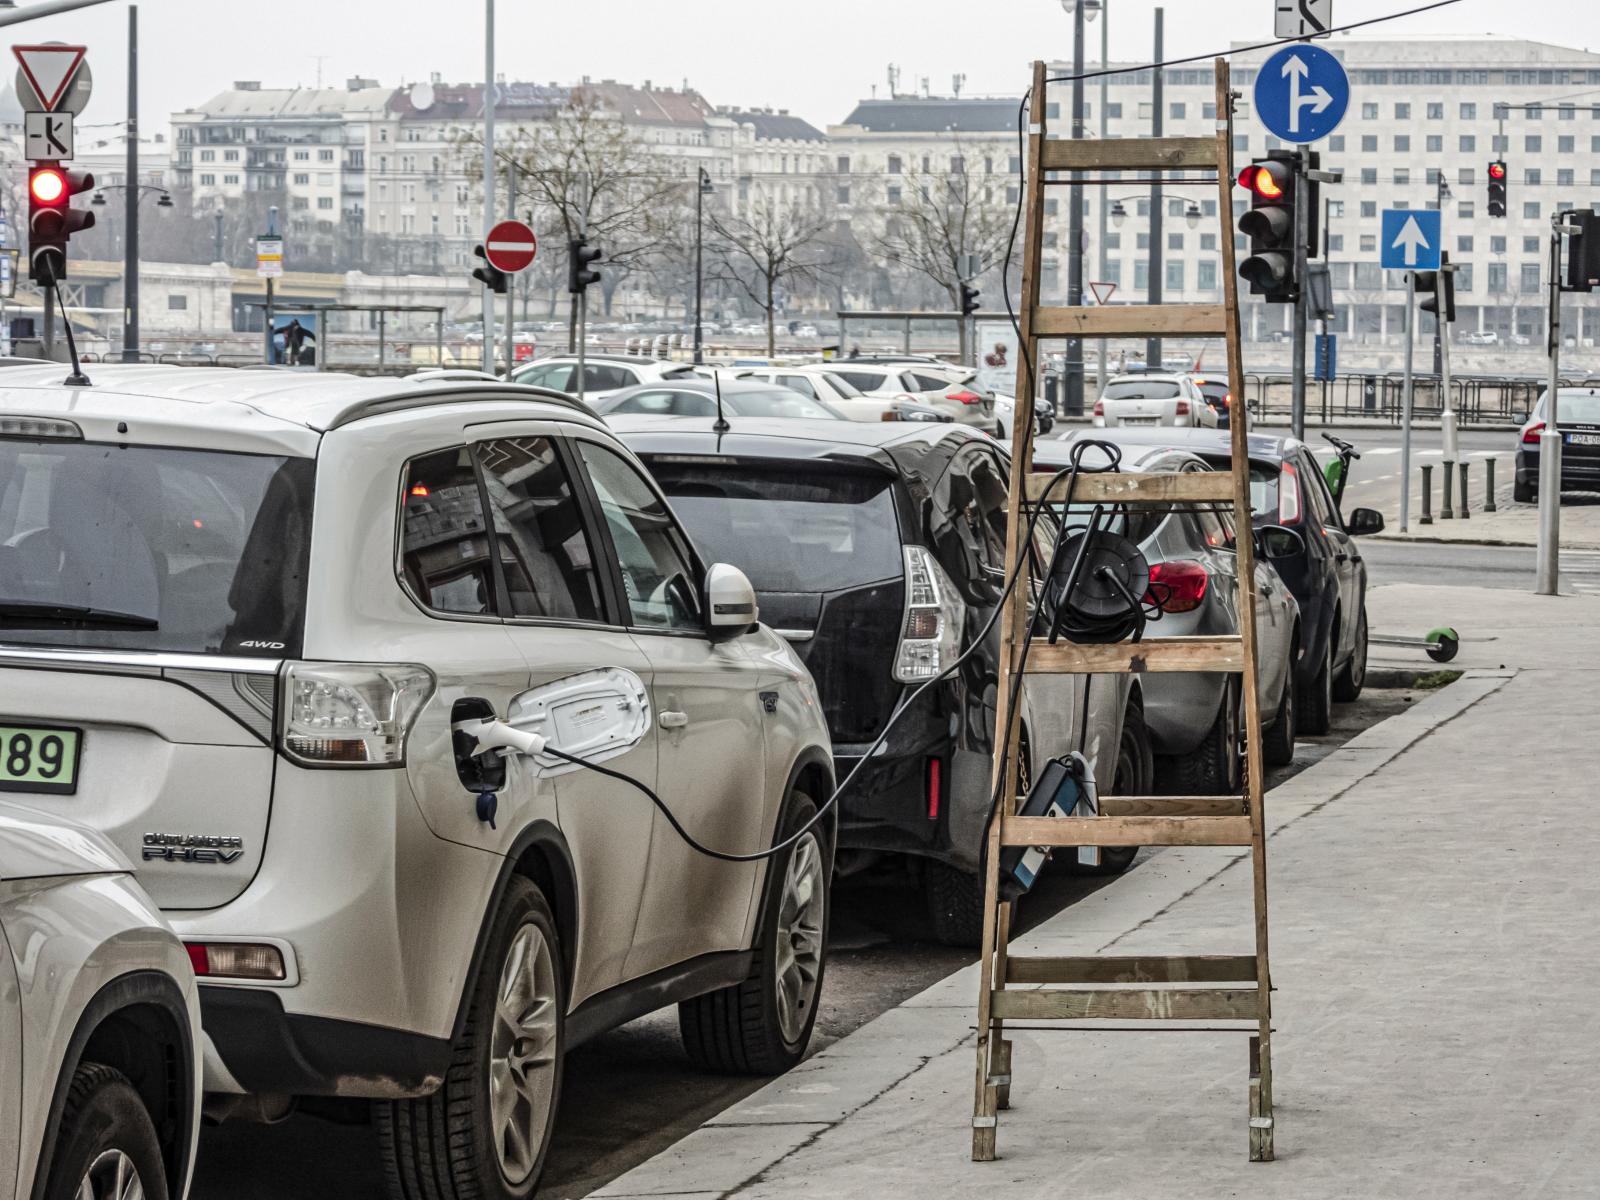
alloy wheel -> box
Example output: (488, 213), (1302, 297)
(76, 1149), (143, 1200)
(489, 922), (560, 1186)
(775, 831), (826, 1045)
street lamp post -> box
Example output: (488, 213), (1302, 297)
(1061, 0), (1089, 416)
(694, 167), (713, 364)
(1091, 0), (1107, 395)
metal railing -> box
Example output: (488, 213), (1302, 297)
(1240, 371), (1589, 427)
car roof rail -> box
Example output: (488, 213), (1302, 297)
(327, 382), (594, 430)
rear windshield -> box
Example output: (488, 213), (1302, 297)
(0, 439), (313, 656)
(647, 463), (901, 593)
(1248, 464), (1278, 517)
(726, 389), (838, 419)
(1547, 391), (1600, 425)
(1104, 380), (1181, 400)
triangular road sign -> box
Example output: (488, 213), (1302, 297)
(1089, 281), (1118, 306)
(13, 44), (86, 112)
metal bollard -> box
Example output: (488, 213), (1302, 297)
(1484, 457), (1498, 513)
(1420, 465), (1433, 524)
(1459, 461), (1471, 520)
(1440, 459), (1455, 519)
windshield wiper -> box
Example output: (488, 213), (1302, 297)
(0, 601), (159, 631)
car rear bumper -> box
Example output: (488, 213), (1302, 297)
(1516, 446), (1600, 490)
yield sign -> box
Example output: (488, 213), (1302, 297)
(1088, 281), (1118, 306)
(484, 219), (537, 273)
(13, 44), (86, 112)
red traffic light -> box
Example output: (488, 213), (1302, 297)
(1488, 161), (1507, 181)
(30, 166), (66, 205)
(1238, 164), (1287, 200)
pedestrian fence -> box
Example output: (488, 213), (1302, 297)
(1244, 372), (1585, 426)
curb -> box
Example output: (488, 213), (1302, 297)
(1370, 532), (1600, 550)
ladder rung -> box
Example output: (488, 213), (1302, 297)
(1022, 636), (1244, 675)
(1031, 303), (1228, 340)
(990, 986), (1261, 1022)
(1024, 470), (1236, 505)
(1040, 135), (1219, 173)
(1001, 814), (1254, 847)
(1006, 954), (1259, 985)
(1099, 795), (1245, 817)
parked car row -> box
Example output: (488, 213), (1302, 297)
(0, 361), (1378, 1198)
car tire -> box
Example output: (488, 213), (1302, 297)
(1514, 478), (1536, 503)
(1156, 680), (1241, 796)
(1262, 662), (1297, 768)
(376, 877), (564, 1200)
(924, 858), (989, 947)
(1082, 700), (1154, 875)
(1332, 607), (1368, 702)
(42, 1063), (169, 1200)
(1299, 635), (1334, 737)
(681, 790), (830, 1073)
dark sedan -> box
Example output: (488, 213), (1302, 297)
(592, 378), (844, 421)
(1514, 387), (1600, 502)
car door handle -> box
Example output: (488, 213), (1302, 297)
(658, 711), (689, 730)
(1335, 552), (1349, 563)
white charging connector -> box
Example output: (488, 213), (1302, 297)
(453, 717), (548, 759)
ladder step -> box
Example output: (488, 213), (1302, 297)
(1040, 135), (1220, 173)
(1024, 470), (1237, 505)
(1006, 954), (1259, 985)
(1032, 303), (1228, 340)
(1022, 636), (1244, 675)
(1001, 814), (1254, 847)
(990, 986), (1261, 1022)
(1099, 795), (1245, 817)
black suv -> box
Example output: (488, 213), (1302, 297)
(613, 416), (1147, 944)
(1061, 427), (1384, 734)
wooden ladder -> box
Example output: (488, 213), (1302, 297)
(972, 58), (1275, 1163)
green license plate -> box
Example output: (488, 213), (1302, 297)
(0, 724), (82, 795)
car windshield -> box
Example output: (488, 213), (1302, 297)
(647, 463), (901, 592)
(1248, 464), (1279, 517)
(0, 439), (313, 656)
(1104, 380), (1181, 400)
(820, 373), (864, 399)
(726, 389), (840, 419)
(1544, 391), (1600, 425)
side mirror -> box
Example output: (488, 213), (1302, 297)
(705, 562), (759, 638)
(1346, 507), (1385, 536)
(1255, 524), (1306, 561)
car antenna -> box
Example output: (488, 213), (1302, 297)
(52, 282), (91, 387)
(711, 370), (730, 434)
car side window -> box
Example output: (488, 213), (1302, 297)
(778, 374), (818, 399)
(400, 446), (496, 616)
(584, 364), (634, 392)
(1304, 452), (1343, 528)
(834, 370), (882, 392)
(577, 442), (704, 633)
(524, 363), (573, 392)
(911, 371), (954, 392)
(474, 437), (605, 622)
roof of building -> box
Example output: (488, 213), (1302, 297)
(578, 81), (714, 126)
(719, 108), (827, 143)
(834, 96), (1021, 134)
(178, 84), (393, 121)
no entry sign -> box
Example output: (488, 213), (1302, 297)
(485, 220), (537, 273)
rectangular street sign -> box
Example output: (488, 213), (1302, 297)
(24, 110), (71, 161)
(1314, 332), (1337, 381)
(256, 236), (283, 279)
(1380, 209), (1441, 271)
(1275, 0), (1331, 38)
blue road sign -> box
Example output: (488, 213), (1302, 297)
(1314, 333), (1337, 382)
(1380, 209), (1442, 271)
(1254, 44), (1350, 145)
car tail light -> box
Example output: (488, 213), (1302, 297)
(926, 757), (942, 820)
(949, 390), (983, 406)
(1175, 399), (1190, 416)
(1224, 393), (1233, 407)
(1093, 399), (1105, 416)
(894, 545), (966, 682)
(279, 662), (435, 767)
(1144, 560), (1210, 614)
(1523, 421), (1546, 444)
(186, 942), (287, 981)
(1278, 461), (1303, 525)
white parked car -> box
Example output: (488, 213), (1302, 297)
(815, 361), (1001, 434)
(0, 364), (836, 1199)
(734, 366), (948, 424)
(0, 804), (201, 1200)
(510, 353), (699, 401)
(1093, 373), (1219, 429)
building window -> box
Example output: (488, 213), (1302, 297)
(1170, 102), (1185, 120)
(1134, 261), (1149, 290)
(318, 196), (333, 210)
(1559, 136), (1575, 154)
(1360, 167), (1377, 185)
(1166, 261), (1184, 292)
(886, 185), (901, 204)
(1329, 234), (1344, 252)
(1487, 262), (1507, 291)
(1456, 263), (1473, 293)
(1361, 135), (1378, 152)
(887, 154), (901, 174)
(1233, 134), (1249, 152)
(1104, 232), (1121, 250)
(1521, 263), (1541, 292)
(1526, 135), (1542, 153)
(319, 149), (334, 161)
(1329, 200), (1345, 218)
(167, 294), (188, 311)
(1492, 134), (1508, 153)
(950, 155), (964, 174)
(1136, 232), (1150, 250)
(1523, 236), (1540, 253)
(1559, 168), (1574, 187)
(199, 173), (214, 185)
(1198, 260), (1217, 290)
(292, 197), (308, 210)
(199, 149), (214, 162)
(1526, 168), (1542, 186)
(1523, 201), (1541, 219)
(1138, 101), (1152, 120)
(1360, 234), (1376, 253)
(293, 173), (309, 185)
(1201, 233), (1216, 250)
(1460, 102), (1476, 121)
(836, 155), (849, 174)
(1168, 232), (1184, 250)
(1362, 102), (1378, 120)
(1394, 135), (1410, 152)
(1458, 235), (1474, 253)
(1360, 201), (1377, 219)
(1426, 102), (1443, 120)
(1561, 105), (1576, 121)
(1202, 102), (1215, 120)
(1459, 134), (1476, 153)
(293, 150), (308, 161)
(1491, 235), (1507, 254)
(1426, 135), (1442, 153)
(1395, 103), (1410, 120)
(224, 174), (238, 184)
(224, 150), (238, 162)
(836, 185), (849, 204)
(1394, 168), (1410, 185)
(1107, 103), (1123, 119)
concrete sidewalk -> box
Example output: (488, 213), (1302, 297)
(595, 585), (1600, 1198)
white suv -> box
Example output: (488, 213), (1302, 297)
(0, 363), (835, 1198)
(510, 353), (699, 401)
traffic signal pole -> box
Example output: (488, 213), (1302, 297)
(1289, 148), (1310, 442)
(122, 3), (139, 363)
(1536, 219), (1564, 595)
(481, 0), (496, 374)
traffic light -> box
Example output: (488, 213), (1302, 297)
(1564, 210), (1600, 293)
(1416, 252), (1457, 324)
(568, 236), (602, 293)
(471, 243), (508, 294)
(1236, 152), (1298, 302)
(28, 164), (94, 286)
(1487, 160), (1507, 218)
(959, 282), (980, 316)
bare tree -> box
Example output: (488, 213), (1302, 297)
(706, 183), (838, 355)
(865, 145), (1016, 308)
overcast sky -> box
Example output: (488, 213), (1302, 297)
(27, 0), (1600, 151)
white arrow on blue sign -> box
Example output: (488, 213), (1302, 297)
(1380, 209), (1441, 271)
(1254, 43), (1349, 145)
